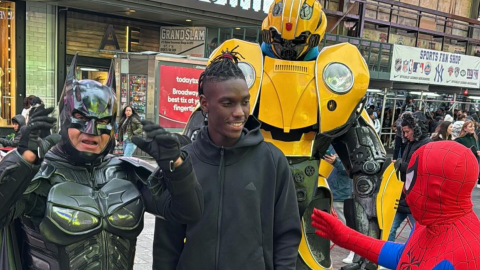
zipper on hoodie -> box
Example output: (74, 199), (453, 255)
(215, 147), (225, 270)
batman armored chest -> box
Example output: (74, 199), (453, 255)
(21, 156), (146, 270)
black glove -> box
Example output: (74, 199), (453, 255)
(17, 105), (56, 158)
(132, 121), (180, 172)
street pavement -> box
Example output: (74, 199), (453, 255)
(135, 158), (480, 270)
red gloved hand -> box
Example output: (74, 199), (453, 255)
(311, 208), (385, 263)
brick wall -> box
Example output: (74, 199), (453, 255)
(25, 2), (55, 108)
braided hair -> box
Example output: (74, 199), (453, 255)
(198, 46), (246, 96)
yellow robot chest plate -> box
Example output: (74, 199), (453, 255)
(257, 43), (369, 134)
(259, 57), (317, 133)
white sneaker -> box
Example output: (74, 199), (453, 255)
(379, 267), (390, 270)
(342, 251), (355, 264)
(477, 184), (480, 188)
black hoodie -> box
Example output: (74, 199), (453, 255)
(0, 115), (26, 147)
(153, 116), (301, 270)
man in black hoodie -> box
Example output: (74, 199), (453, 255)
(388, 111), (431, 241)
(152, 49), (301, 270)
(0, 115), (26, 147)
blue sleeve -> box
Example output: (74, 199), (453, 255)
(378, 225), (415, 269)
(377, 241), (406, 269)
(432, 261), (455, 270)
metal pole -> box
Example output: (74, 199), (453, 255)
(419, 91), (424, 111)
(380, 88), (388, 138)
(452, 93), (457, 113)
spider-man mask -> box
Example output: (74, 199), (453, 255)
(405, 141), (478, 226)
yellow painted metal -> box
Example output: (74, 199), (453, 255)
(261, 130), (316, 157)
(209, 39), (263, 114)
(258, 57), (317, 132)
(376, 163), (404, 241)
(298, 224), (332, 270)
(316, 43), (369, 133)
(361, 108), (373, 127)
(318, 159), (333, 183)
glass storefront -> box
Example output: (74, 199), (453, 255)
(25, 2), (57, 108)
(0, 1), (16, 126)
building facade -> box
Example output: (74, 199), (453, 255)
(3, 0), (480, 133)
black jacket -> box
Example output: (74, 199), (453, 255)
(397, 111), (431, 214)
(0, 115), (25, 147)
(153, 116), (301, 270)
(455, 133), (479, 157)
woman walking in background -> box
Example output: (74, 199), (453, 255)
(431, 121), (453, 141)
(455, 120), (480, 188)
(21, 95), (36, 121)
(118, 106), (143, 157)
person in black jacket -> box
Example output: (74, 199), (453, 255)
(152, 49), (301, 270)
(0, 115), (25, 147)
(388, 111), (431, 242)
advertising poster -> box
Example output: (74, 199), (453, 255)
(159, 65), (204, 129)
(160, 27), (206, 57)
(390, 45), (480, 88)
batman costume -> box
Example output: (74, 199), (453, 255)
(0, 55), (203, 270)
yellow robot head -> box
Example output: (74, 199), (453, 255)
(261, 0), (327, 60)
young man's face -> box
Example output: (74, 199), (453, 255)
(13, 123), (19, 132)
(200, 78), (250, 147)
(402, 126), (414, 142)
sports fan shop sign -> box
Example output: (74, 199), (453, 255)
(159, 65), (204, 129)
(390, 45), (480, 88)
(160, 27), (206, 57)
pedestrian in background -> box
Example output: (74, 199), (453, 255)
(451, 114), (466, 139)
(21, 95), (36, 120)
(389, 112), (430, 242)
(368, 109), (381, 134)
(393, 114), (405, 159)
(455, 120), (480, 188)
(118, 106), (143, 157)
(324, 145), (355, 264)
(431, 121), (452, 141)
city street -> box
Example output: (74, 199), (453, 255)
(134, 163), (480, 270)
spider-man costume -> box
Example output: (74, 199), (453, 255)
(312, 141), (480, 269)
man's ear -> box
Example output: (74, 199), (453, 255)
(199, 94), (208, 114)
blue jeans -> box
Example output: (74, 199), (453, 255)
(387, 212), (415, 242)
(123, 140), (137, 157)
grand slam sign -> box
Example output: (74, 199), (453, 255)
(160, 27), (206, 57)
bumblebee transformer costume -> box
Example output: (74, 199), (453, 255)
(0, 55), (203, 270)
(183, 0), (403, 269)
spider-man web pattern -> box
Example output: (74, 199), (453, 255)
(396, 142), (480, 269)
(312, 141), (480, 269)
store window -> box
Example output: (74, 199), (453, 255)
(25, 3), (57, 108)
(0, 1), (15, 126)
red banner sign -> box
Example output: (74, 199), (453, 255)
(159, 65), (203, 128)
